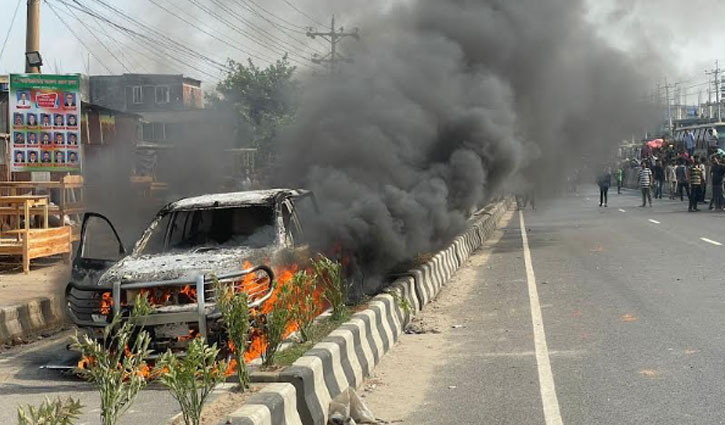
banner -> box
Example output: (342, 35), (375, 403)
(9, 74), (82, 172)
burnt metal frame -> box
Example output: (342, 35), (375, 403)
(111, 264), (274, 339)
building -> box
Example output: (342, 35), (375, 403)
(89, 73), (202, 113)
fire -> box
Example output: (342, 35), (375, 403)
(140, 288), (172, 306)
(100, 292), (113, 315)
(179, 285), (198, 302)
(239, 261), (328, 362)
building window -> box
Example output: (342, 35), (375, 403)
(142, 122), (167, 141)
(132, 86), (143, 104)
(155, 86), (170, 104)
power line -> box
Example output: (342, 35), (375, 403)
(234, 0), (325, 53)
(204, 0), (317, 62)
(61, 2), (131, 73)
(185, 0), (312, 69)
(280, 0), (326, 27)
(0, 0), (23, 66)
(56, 0), (225, 79)
(81, 0), (230, 71)
(47, 1), (113, 73)
(143, 0), (278, 65)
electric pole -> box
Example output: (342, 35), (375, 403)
(306, 15), (359, 74)
(25, 0), (41, 73)
(664, 77), (674, 134)
(705, 60), (722, 121)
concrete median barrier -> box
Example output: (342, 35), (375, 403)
(234, 197), (512, 425)
(0, 296), (63, 345)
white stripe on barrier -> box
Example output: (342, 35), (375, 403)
(348, 315), (376, 375)
(292, 356), (332, 422)
(228, 403), (273, 425)
(316, 341), (350, 392)
(328, 328), (365, 387)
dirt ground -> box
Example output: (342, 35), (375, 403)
(0, 258), (69, 308)
(170, 383), (262, 425)
(358, 211), (514, 424)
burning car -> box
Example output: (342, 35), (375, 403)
(65, 189), (316, 353)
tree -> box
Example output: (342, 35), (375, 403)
(208, 57), (298, 158)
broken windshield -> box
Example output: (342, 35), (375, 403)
(137, 206), (277, 255)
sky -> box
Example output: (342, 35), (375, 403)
(0, 0), (724, 102)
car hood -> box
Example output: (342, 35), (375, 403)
(97, 247), (276, 287)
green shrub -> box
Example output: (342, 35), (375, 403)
(156, 337), (227, 425)
(17, 397), (82, 425)
(71, 296), (152, 425)
(311, 255), (349, 321)
(213, 276), (251, 390)
(288, 270), (318, 343)
(261, 283), (293, 367)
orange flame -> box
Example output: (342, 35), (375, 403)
(100, 292), (113, 315)
(179, 285), (198, 302)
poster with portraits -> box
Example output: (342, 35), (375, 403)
(9, 74), (81, 172)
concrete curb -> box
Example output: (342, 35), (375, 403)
(224, 383), (302, 425)
(233, 198), (512, 425)
(0, 295), (64, 345)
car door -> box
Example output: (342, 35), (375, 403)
(71, 212), (127, 287)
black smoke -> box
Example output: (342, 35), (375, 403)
(274, 0), (660, 292)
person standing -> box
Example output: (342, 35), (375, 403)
(709, 156), (725, 210)
(639, 163), (653, 207)
(676, 160), (689, 201)
(616, 166), (624, 194)
(685, 130), (695, 157)
(652, 160), (665, 199)
(687, 159), (704, 212)
(695, 157), (708, 204)
(598, 167), (612, 207)
(666, 161), (677, 200)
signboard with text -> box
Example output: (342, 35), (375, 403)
(9, 74), (81, 172)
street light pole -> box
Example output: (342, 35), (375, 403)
(25, 0), (41, 73)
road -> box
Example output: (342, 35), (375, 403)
(364, 187), (725, 425)
(0, 330), (181, 425)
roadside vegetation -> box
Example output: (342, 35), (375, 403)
(17, 397), (82, 425)
(72, 295), (152, 425)
(156, 338), (228, 425)
(214, 276), (252, 390)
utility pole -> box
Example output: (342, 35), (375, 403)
(306, 15), (359, 74)
(706, 60), (722, 121)
(25, 0), (41, 73)
(664, 77), (673, 134)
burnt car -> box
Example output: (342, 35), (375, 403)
(65, 189), (316, 353)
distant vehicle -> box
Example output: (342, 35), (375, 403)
(673, 122), (725, 156)
(65, 189), (317, 353)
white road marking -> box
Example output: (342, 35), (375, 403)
(618, 209), (626, 213)
(648, 219), (661, 224)
(700, 237), (723, 246)
(519, 211), (564, 425)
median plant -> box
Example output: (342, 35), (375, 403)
(155, 337), (227, 425)
(288, 270), (318, 342)
(261, 283), (293, 367)
(312, 255), (349, 321)
(17, 397), (83, 425)
(213, 276), (251, 390)
(72, 295), (152, 425)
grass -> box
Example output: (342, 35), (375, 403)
(273, 309), (353, 367)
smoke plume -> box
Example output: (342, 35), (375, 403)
(275, 0), (660, 292)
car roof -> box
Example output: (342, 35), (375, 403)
(164, 189), (310, 212)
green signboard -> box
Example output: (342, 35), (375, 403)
(9, 74), (82, 172)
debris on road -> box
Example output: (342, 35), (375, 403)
(329, 388), (377, 424)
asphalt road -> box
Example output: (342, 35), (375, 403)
(0, 331), (181, 425)
(366, 186), (725, 424)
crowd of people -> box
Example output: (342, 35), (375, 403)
(632, 156), (725, 211)
(600, 139), (725, 212)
